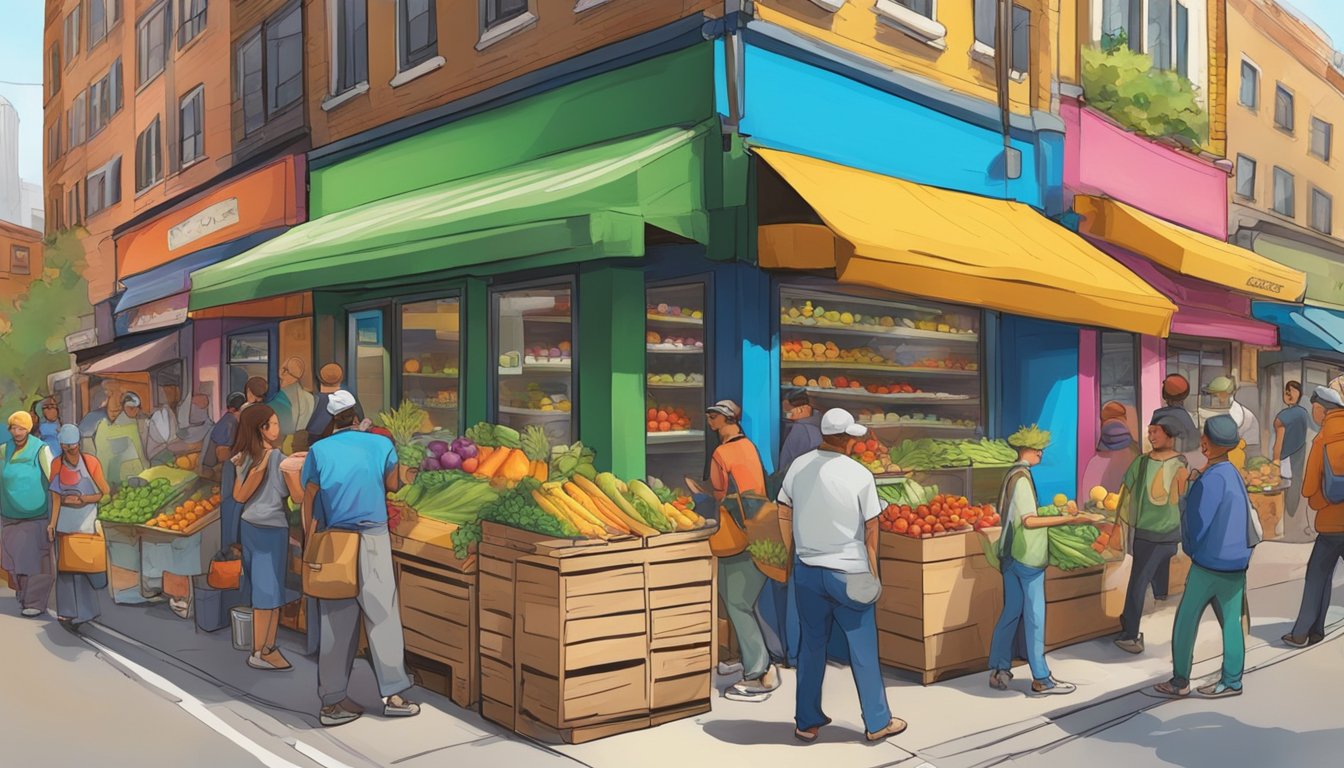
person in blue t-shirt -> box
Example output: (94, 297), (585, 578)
(301, 391), (419, 728)
(1273, 381), (1313, 541)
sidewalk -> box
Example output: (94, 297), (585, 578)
(69, 540), (1341, 768)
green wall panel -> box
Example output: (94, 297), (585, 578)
(577, 265), (647, 479)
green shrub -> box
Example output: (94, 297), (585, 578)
(1081, 44), (1208, 149)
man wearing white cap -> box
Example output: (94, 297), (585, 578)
(777, 408), (905, 743)
(301, 391), (419, 726)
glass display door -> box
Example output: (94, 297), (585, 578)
(493, 283), (575, 445)
(349, 309), (390, 417)
(399, 296), (461, 440)
(646, 281), (709, 485)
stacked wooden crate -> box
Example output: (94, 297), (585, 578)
(390, 507), (479, 709)
(478, 522), (714, 744)
(875, 529), (1003, 684)
(1043, 558), (1128, 651)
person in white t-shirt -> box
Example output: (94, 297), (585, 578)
(777, 408), (905, 744)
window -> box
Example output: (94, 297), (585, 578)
(138, 2), (169, 86)
(88, 59), (124, 138)
(893, 0), (933, 16)
(48, 45), (61, 97)
(88, 0), (121, 49)
(179, 86), (205, 166)
(136, 117), (163, 192)
(332, 0), (368, 94)
(1100, 0), (1143, 51)
(1273, 167), (1295, 217)
(1311, 117), (1333, 162)
(238, 33), (264, 135)
(10, 246), (31, 275)
(1235, 154), (1256, 200)
(47, 118), (62, 166)
(178, 0), (208, 48)
(398, 0), (438, 70)
(401, 297), (462, 436)
(971, 1), (1029, 76)
(228, 332), (271, 397)
(1167, 339), (1236, 429)
(63, 7), (81, 65)
(68, 90), (87, 148)
(1175, 2), (1188, 78)
(1239, 59), (1259, 109)
(85, 157), (122, 218)
(484, 0), (529, 29)
(1311, 189), (1333, 235)
(1275, 84), (1294, 132)
(67, 182), (82, 227)
(265, 4), (303, 117)
(1098, 331), (1138, 450)
(1147, 0), (1172, 71)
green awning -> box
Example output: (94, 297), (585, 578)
(1250, 233), (1344, 310)
(189, 124), (712, 310)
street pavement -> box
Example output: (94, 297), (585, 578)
(0, 539), (1340, 768)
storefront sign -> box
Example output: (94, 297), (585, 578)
(115, 293), (191, 336)
(1246, 276), (1285, 295)
(65, 328), (99, 352)
(168, 199), (240, 251)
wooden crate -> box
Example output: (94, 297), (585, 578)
(394, 553), (479, 709)
(391, 507), (478, 574)
(1043, 559), (1127, 651)
(876, 529), (1002, 684)
(477, 522), (713, 744)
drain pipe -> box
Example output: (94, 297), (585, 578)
(722, 0), (748, 138)
(996, 0), (1022, 182)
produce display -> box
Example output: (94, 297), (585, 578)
(403, 359), (459, 377)
(887, 438), (1017, 471)
(782, 340), (891, 366)
(879, 493), (1000, 537)
(780, 298), (976, 335)
(458, 423), (552, 482)
(646, 283), (710, 487)
(646, 406), (694, 433)
(171, 452), (202, 471)
(878, 477), (939, 508)
(393, 470), (500, 524)
(520, 341), (573, 366)
(1242, 456), (1282, 492)
(144, 490), (223, 532)
(856, 410), (976, 428)
(496, 286), (574, 444)
(99, 478), (177, 524)
(647, 303), (704, 321)
(378, 400), (431, 469)
(1038, 496), (1117, 570)
(847, 436), (903, 475)
(647, 372), (705, 386)
(646, 331), (704, 351)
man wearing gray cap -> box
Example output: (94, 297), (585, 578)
(779, 408), (904, 742)
(1154, 414), (1260, 699)
(302, 391), (419, 726)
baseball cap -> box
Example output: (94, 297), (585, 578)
(1162, 374), (1190, 400)
(706, 400), (741, 420)
(122, 392), (142, 407)
(327, 389), (357, 415)
(820, 408), (868, 437)
(1203, 414), (1240, 448)
(1311, 385), (1344, 409)
(1203, 376), (1236, 395)
(58, 424), (81, 445)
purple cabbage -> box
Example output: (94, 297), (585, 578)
(426, 440), (450, 458)
(421, 457), (442, 471)
(451, 438), (478, 459)
(438, 451), (463, 470)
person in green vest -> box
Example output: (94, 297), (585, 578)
(92, 392), (149, 486)
(1114, 414), (1190, 654)
(1, 411), (57, 617)
(987, 426), (1105, 695)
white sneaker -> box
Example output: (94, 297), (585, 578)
(20, 608), (42, 618)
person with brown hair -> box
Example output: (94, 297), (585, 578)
(230, 404), (292, 672)
(244, 377), (269, 408)
(1152, 374), (1203, 469)
(305, 363), (364, 439)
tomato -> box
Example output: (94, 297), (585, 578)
(933, 523), (946, 533)
(894, 518), (909, 533)
(909, 525), (922, 536)
(917, 505), (930, 516)
(924, 515), (937, 526)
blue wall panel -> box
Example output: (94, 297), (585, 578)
(998, 316), (1080, 500)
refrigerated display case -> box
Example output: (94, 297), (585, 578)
(493, 283), (575, 445)
(778, 282), (987, 480)
(400, 296), (461, 440)
(350, 309), (390, 416)
(646, 282), (709, 485)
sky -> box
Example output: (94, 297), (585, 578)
(3, 1), (1344, 191)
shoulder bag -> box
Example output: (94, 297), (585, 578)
(57, 527), (107, 574)
(302, 528), (361, 599)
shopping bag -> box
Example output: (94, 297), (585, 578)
(302, 530), (360, 599)
(718, 474), (790, 582)
(206, 557), (242, 590)
(57, 531), (107, 574)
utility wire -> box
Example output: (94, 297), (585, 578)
(0, 80), (43, 87)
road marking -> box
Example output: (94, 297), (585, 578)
(293, 740), (356, 768)
(82, 635), (310, 768)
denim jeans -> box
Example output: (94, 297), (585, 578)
(988, 559), (1051, 682)
(792, 559), (892, 734)
(1291, 533), (1344, 638)
(1121, 539), (1180, 640)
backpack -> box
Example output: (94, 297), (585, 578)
(1323, 447), (1344, 505)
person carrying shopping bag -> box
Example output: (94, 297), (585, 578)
(46, 424), (109, 628)
(2, 411), (56, 617)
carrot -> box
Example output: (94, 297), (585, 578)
(475, 445), (510, 478)
(564, 482), (631, 535)
(1091, 541), (1106, 553)
(571, 475), (656, 536)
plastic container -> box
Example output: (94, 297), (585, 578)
(230, 606), (254, 651)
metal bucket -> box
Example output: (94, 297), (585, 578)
(230, 606), (253, 651)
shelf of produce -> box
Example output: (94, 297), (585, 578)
(781, 361), (979, 376)
(860, 422), (979, 433)
(646, 382), (705, 389)
(646, 430), (706, 445)
(405, 372), (460, 380)
(523, 315), (573, 324)
(788, 289), (950, 317)
(790, 387), (977, 404)
(646, 314), (703, 327)
(394, 553), (479, 709)
(646, 346), (704, 355)
(498, 406), (571, 421)
(781, 321), (978, 343)
(417, 404), (459, 412)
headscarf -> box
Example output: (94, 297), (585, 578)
(8, 411), (34, 431)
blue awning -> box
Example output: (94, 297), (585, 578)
(115, 227), (288, 313)
(1252, 301), (1344, 354)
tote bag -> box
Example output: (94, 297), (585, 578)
(302, 529), (361, 599)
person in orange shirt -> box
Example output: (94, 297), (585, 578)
(691, 400), (777, 701)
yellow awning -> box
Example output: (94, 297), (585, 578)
(754, 148), (1176, 338)
(1074, 194), (1307, 302)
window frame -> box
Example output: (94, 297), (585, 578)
(1239, 57), (1260, 110)
(894, 0), (934, 18)
(397, 0), (439, 72)
(135, 116), (164, 194)
(483, 0), (530, 30)
(178, 85), (205, 168)
(236, 30), (264, 137)
(1310, 117), (1333, 163)
(1097, 330), (1141, 450)
(88, 0), (122, 51)
(330, 0), (369, 96)
(63, 6), (81, 67)
(48, 44), (61, 98)
(47, 116), (62, 167)
(68, 89), (87, 148)
(67, 182), (83, 228)
(138, 2), (169, 88)
(1310, 187), (1333, 235)
(970, 0), (1030, 81)
(1274, 83), (1295, 134)
(85, 156), (122, 219)
(87, 58), (124, 139)
(264, 2), (304, 119)
(177, 0), (208, 49)
(10, 246), (32, 276)
(1272, 166), (1296, 218)
(1234, 154), (1257, 201)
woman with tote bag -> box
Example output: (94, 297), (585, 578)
(46, 424), (110, 628)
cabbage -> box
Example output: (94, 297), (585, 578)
(439, 451), (463, 470)
(427, 440), (450, 458)
(421, 457), (442, 471)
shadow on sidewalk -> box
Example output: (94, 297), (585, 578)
(702, 718), (868, 746)
(1079, 711), (1344, 768)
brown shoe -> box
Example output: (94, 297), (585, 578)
(794, 717), (832, 743)
(865, 718), (908, 742)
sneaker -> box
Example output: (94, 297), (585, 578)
(1150, 681), (1190, 698)
(247, 651), (292, 671)
(1114, 635), (1145, 655)
(723, 683), (771, 702)
(717, 660), (744, 677)
(1030, 678), (1077, 696)
(20, 608), (42, 618)
(988, 669), (1013, 691)
(865, 718), (908, 742)
(319, 704), (361, 727)
(748, 664), (781, 693)
(383, 694), (421, 717)
(1281, 633), (1311, 648)
(1197, 682), (1242, 698)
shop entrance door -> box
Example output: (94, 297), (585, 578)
(349, 309), (390, 417)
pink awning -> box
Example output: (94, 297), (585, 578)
(1171, 305), (1278, 346)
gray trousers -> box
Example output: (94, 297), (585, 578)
(720, 552), (770, 680)
(1282, 450), (1311, 542)
(56, 572), (104, 623)
(317, 528), (413, 706)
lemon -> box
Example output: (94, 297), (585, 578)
(1052, 493), (1068, 508)
(840, 312), (854, 325)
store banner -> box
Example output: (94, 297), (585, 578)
(115, 293), (190, 336)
